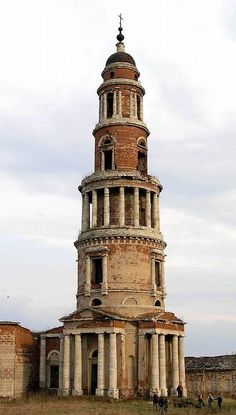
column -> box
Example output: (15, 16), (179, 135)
(134, 93), (137, 118)
(140, 96), (144, 120)
(108, 333), (119, 398)
(99, 95), (102, 122)
(129, 91), (133, 117)
(63, 334), (70, 395)
(178, 336), (187, 396)
(120, 334), (127, 396)
(159, 334), (167, 396)
(96, 333), (105, 396)
(138, 334), (145, 395)
(161, 261), (166, 294)
(59, 336), (64, 392)
(85, 256), (91, 296)
(151, 333), (159, 394)
(118, 91), (122, 116)
(73, 334), (83, 395)
(113, 90), (117, 116)
(82, 192), (90, 232)
(145, 190), (151, 227)
(153, 193), (159, 229)
(103, 92), (107, 119)
(171, 335), (179, 395)
(119, 187), (125, 226)
(134, 187), (139, 227)
(39, 335), (46, 389)
(151, 258), (157, 294)
(92, 189), (97, 228)
(104, 187), (110, 226)
(101, 254), (108, 294)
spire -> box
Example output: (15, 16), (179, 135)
(116, 14), (125, 52)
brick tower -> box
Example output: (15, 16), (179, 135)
(39, 24), (186, 399)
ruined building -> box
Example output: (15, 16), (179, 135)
(40, 26), (186, 398)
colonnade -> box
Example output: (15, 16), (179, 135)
(99, 91), (143, 122)
(81, 187), (160, 232)
(39, 332), (186, 398)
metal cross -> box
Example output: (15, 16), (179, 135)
(118, 13), (123, 27)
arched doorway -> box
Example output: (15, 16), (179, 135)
(89, 349), (98, 395)
(47, 350), (59, 389)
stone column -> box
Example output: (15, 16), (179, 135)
(103, 92), (107, 119)
(160, 261), (166, 294)
(104, 187), (110, 226)
(39, 335), (46, 389)
(113, 90), (117, 116)
(159, 334), (167, 396)
(118, 91), (122, 116)
(119, 187), (125, 226)
(134, 187), (139, 227)
(138, 334), (146, 395)
(134, 93), (137, 118)
(96, 333), (105, 396)
(81, 194), (86, 232)
(99, 95), (102, 122)
(151, 333), (159, 394)
(153, 193), (159, 229)
(120, 333), (127, 396)
(92, 189), (97, 228)
(101, 254), (108, 294)
(73, 334), (83, 395)
(108, 333), (119, 398)
(129, 91), (133, 117)
(85, 256), (91, 296)
(140, 96), (144, 120)
(59, 336), (64, 392)
(171, 335), (179, 395)
(151, 258), (157, 295)
(145, 190), (151, 227)
(178, 336), (187, 396)
(63, 334), (70, 395)
(82, 192), (90, 232)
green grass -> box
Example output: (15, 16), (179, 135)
(1, 396), (236, 415)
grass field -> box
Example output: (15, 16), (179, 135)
(1, 396), (236, 415)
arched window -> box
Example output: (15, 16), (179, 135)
(155, 300), (161, 307)
(99, 135), (115, 171)
(107, 92), (113, 118)
(91, 298), (102, 306)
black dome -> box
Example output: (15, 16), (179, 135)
(106, 51), (136, 67)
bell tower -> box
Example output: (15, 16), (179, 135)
(76, 25), (166, 311)
(59, 22), (186, 399)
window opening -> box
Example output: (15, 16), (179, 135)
(155, 261), (160, 286)
(91, 298), (102, 306)
(137, 95), (141, 120)
(104, 149), (112, 170)
(155, 300), (161, 307)
(137, 151), (147, 174)
(91, 258), (103, 284)
(50, 365), (59, 388)
(134, 74), (138, 81)
(110, 71), (115, 78)
(107, 92), (113, 118)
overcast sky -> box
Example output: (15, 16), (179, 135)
(0, 0), (236, 356)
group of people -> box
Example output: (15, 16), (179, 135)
(152, 392), (168, 413)
(198, 393), (223, 409)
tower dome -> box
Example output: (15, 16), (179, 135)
(106, 51), (136, 67)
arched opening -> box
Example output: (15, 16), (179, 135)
(91, 298), (102, 306)
(47, 351), (59, 389)
(103, 149), (113, 170)
(91, 257), (103, 285)
(155, 300), (161, 307)
(110, 71), (115, 78)
(107, 92), (113, 118)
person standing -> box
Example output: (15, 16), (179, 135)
(207, 393), (214, 407)
(215, 396), (223, 410)
(198, 394), (205, 408)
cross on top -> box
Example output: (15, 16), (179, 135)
(118, 13), (123, 27)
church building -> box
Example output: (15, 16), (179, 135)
(39, 25), (186, 398)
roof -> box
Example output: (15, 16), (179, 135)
(185, 355), (236, 371)
(106, 51), (136, 67)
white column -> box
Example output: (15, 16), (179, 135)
(171, 335), (179, 395)
(92, 189), (97, 228)
(160, 261), (166, 294)
(145, 190), (151, 227)
(120, 334), (127, 395)
(113, 90), (117, 116)
(140, 96), (144, 120)
(119, 187), (125, 226)
(82, 192), (90, 231)
(179, 336), (187, 396)
(39, 336), (46, 389)
(151, 333), (159, 394)
(134, 187), (139, 227)
(85, 256), (91, 296)
(99, 95), (102, 122)
(159, 334), (167, 396)
(108, 333), (119, 398)
(118, 91), (122, 116)
(73, 334), (83, 395)
(63, 334), (70, 395)
(96, 333), (105, 396)
(129, 91), (133, 117)
(153, 193), (159, 229)
(151, 258), (157, 294)
(103, 93), (107, 119)
(59, 336), (64, 392)
(101, 254), (108, 294)
(104, 187), (110, 226)
(138, 334), (145, 395)
(134, 93), (137, 118)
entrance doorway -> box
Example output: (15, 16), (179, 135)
(89, 349), (98, 395)
(50, 365), (59, 388)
